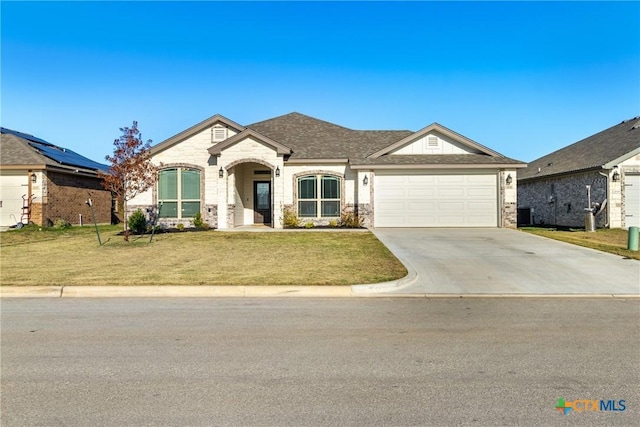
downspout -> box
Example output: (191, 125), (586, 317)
(598, 170), (610, 228)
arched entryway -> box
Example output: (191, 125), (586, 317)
(226, 160), (276, 227)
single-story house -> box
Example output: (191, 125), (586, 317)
(0, 127), (111, 228)
(517, 116), (640, 229)
(129, 112), (526, 229)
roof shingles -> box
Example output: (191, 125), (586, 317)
(248, 112), (524, 166)
(247, 112), (412, 159)
(519, 117), (640, 181)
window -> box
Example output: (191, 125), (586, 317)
(298, 175), (341, 217)
(158, 168), (201, 218)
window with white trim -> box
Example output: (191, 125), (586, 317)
(298, 175), (341, 217)
(158, 168), (201, 218)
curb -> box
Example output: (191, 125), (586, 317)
(0, 285), (354, 298)
(1, 286), (638, 299)
(0, 286), (63, 298)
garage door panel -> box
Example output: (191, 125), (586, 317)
(408, 201), (436, 211)
(436, 201), (465, 210)
(468, 201), (495, 210)
(468, 187), (495, 197)
(625, 175), (639, 228)
(381, 175), (406, 185)
(408, 175), (434, 184)
(408, 188), (435, 197)
(0, 174), (29, 227)
(374, 171), (498, 227)
(437, 175), (464, 184)
(377, 187), (407, 198)
(438, 188), (465, 197)
(409, 215), (437, 225)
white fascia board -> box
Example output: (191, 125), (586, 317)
(350, 163), (526, 170)
(285, 158), (349, 164)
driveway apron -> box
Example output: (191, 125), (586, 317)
(372, 228), (640, 295)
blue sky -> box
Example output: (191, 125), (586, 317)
(2, 1), (639, 164)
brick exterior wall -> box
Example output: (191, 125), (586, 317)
(41, 171), (111, 226)
(518, 171), (607, 228)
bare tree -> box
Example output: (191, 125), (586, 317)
(99, 121), (158, 241)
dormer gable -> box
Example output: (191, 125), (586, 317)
(150, 114), (245, 155)
(208, 128), (292, 156)
(368, 123), (503, 159)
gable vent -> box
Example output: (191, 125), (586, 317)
(212, 126), (228, 142)
(427, 135), (439, 147)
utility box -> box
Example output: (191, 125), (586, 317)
(584, 210), (595, 232)
(628, 226), (639, 251)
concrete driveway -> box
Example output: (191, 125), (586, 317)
(369, 228), (640, 295)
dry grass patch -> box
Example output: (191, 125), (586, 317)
(1, 226), (407, 286)
(521, 227), (640, 260)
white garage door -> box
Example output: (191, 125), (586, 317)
(0, 172), (29, 227)
(374, 170), (498, 227)
(624, 174), (640, 229)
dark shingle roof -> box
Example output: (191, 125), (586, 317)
(247, 112), (412, 159)
(519, 117), (640, 181)
(0, 128), (107, 173)
(0, 133), (53, 166)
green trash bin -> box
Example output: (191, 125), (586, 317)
(628, 226), (639, 251)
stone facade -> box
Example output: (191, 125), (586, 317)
(500, 170), (518, 229)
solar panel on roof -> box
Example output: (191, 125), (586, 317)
(1, 126), (109, 172)
(1, 127), (51, 145)
(31, 142), (109, 172)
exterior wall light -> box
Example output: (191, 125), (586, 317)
(218, 167), (224, 178)
(275, 166), (280, 177)
(612, 169), (620, 182)
(363, 175), (369, 186)
(506, 174), (513, 185)
(30, 173), (37, 183)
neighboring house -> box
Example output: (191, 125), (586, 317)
(130, 112), (525, 230)
(517, 117), (640, 229)
(0, 127), (111, 228)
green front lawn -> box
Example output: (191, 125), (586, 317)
(0, 225), (407, 286)
(520, 227), (640, 260)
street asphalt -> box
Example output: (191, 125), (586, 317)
(2, 297), (638, 426)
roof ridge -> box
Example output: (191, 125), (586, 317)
(248, 112), (355, 131)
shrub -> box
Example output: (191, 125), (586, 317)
(176, 223), (185, 231)
(282, 206), (301, 228)
(328, 219), (339, 228)
(340, 209), (364, 228)
(191, 212), (209, 230)
(53, 218), (71, 229)
(128, 209), (147, 234)
(304, 221), (315, 229)
(146, 224), (163, 233)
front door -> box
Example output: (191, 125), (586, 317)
(253, 181), (271, 225)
